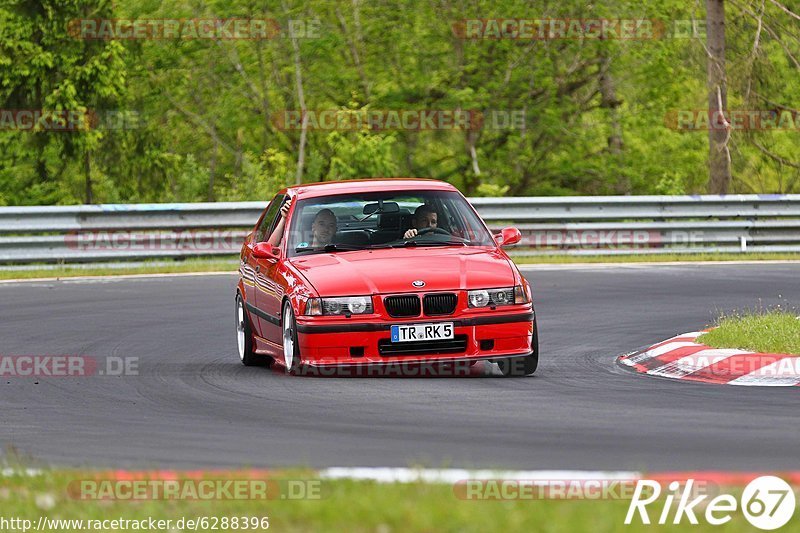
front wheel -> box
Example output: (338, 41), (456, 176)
(282, 301), (301, 374)
(236, 293), (259, 366)
(498, 320), (539, 377)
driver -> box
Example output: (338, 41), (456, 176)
(403, 204), (438, 239)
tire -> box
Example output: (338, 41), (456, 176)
(281, 301), (301, 374)
(498, 319), (539, 377)
(236, 293), (259, 366)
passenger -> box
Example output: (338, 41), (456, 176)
(267, 200), (337, 248)
(309, 208), (337, 246)
(403, 204), (438, 239)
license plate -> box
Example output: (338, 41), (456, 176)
(391, 323), (454, 342)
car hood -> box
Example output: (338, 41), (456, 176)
(290, 247), (515, 296)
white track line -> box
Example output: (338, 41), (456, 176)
(319, 467), (640, 484)
(1, 467), (43, 477)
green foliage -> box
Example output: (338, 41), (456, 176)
(221, 148), (292, 201)
(2, 0), (800, 204)
(0, 0), (128, 204)
(475, 182), (510, 197)
(326, 131), (398, 180)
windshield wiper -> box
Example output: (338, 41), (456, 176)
(390, 239), (468, 248)
(295, 243), (368, 254)
(324, 243), (367, 252)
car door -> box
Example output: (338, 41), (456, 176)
(243, 194), (284, 338)
(253, 195), (287, 345)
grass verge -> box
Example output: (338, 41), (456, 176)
(0, 467), (760, 533)
(0, 259), (237, 280)
(512, 252), (800, 264)
(698, 310), (800, 355)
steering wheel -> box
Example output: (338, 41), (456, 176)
(416, 227), (451, 237)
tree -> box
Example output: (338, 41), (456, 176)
(3, 0), (800, 205)
(0, 0), (127, 204)
(706, 0), (732, 193)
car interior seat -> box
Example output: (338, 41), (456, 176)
(371, 211), (404, 244)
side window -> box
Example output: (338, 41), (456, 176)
(256, 194), (285, 242)
(440, 199), (465, 238)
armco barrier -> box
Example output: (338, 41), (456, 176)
(1, 195), (799, 263)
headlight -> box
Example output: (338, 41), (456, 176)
(468, 290), (490, 308)
(305, 296), (373, 315)
(468, 286), (527, 308)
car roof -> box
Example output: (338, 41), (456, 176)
(282, 178), (459, 199)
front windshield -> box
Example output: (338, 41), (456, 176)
(287, 190), (494, 256)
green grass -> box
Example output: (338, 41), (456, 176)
(0, 259), (238, 280)
(0, 467), (767, 532)
(512, 252), (800, 264)
(698, 310), (800, 355)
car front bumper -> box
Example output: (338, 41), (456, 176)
(295, 310), (534, 367)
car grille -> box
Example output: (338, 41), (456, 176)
(423, 293), (457, 315)
(378, 335), (468, 356)
(384, 295), (421, 317)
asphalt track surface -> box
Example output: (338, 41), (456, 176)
(1, 264), (798, 471)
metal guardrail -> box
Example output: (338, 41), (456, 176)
(1, 195), (799, 263)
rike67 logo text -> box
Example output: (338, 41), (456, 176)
(626, 476), (796, 530)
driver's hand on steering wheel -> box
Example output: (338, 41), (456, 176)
(403, 228), (418, 239)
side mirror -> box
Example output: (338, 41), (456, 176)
(495, 227), (522, 247)
(252, 242), (281, 260)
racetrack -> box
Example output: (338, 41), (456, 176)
(1, 264), (798, 471)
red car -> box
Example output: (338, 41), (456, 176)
(235, 179), (538, 376)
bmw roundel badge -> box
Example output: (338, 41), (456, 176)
(412, 280), (425, 288)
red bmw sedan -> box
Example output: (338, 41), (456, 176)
(235, 179), (538, 376)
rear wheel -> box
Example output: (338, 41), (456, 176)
(498, 319), (539, 377)
(282, 301), (301, 374)
(236, 293), (259, 366)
